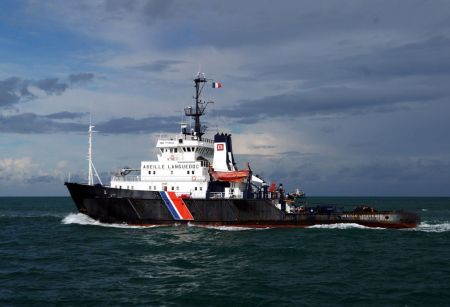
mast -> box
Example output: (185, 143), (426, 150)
(194, 73), (207, 138)
(87, 119), (103, 186)
(88, 123), (94, 185)
(184, 73), (213, 140)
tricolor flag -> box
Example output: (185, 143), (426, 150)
(212, 82), (222, 88)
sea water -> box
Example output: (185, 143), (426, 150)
(0, 197), (449, 306)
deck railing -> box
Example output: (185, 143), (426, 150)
(111, 175), (141, 182)
(209, 191), (244, 199)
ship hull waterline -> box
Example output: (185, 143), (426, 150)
(65, 183), (420, 229)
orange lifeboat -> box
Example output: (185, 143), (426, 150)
(211, 170), (250, 182)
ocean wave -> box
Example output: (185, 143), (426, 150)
(307, 223), (385, 230)
(411, 222), (450, 233)
(61, 213), (158, 229)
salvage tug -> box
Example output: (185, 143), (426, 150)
(65, 74), (419, 229)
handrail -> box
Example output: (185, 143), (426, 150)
(111, 175), (141, 182)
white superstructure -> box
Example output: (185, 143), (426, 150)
(111, 132), (215, 198)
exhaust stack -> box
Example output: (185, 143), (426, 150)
(213, 133), (237, 171)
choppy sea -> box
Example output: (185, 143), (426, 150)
(0, 197), (449, 306)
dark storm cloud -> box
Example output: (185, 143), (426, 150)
(0, 77), (34, 107)
(0, 112), (178, 134)
(45, 111), (88, 120)
(0, 113), (85, 133)
(342, 36), (450, 79)
(256, 36), (450, 82)
(0, 73), (95, 108)
(34, 78), (68, 95)
(103, 0), (174, 23)
(218, 83), (449, 122)
(68, 73), (95, 84)
(253, 154), (450, 195)
(96, 116), (179, 134)
(336, 158), (450, 183)
(130, 60), (182, 72)
(133, 1), (450, 50)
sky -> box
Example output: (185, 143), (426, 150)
(0, 0), (449, 196)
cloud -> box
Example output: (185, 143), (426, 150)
(0, 157), (35, 182)
(255, 36), (450, 83)
(0, 73), (95, 108)
(217, 82), (450, 123)
(34, 78), (68, 95)
(130, 60), (183, 72)
(0, 112), (178, 134)
(0, 113), (85, 133)
(45, 111), (88, 120)
(337, 158), (450, 182)
(96, 115), (179, 134)
(0, 77), (34, 107)
(0, 156), (68, 185)
(26, 174), (61, 184)
(68, 73), (95, 84)
(102, 0), (175, 23)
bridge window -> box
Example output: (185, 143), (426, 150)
(187, 170), (190, 174)
(187, 147), (191, 152)
(171, 186), (174, 191)
(148, 171), (151, 175)
(195, 187), (198, 191)
(192, 171), (195, 175)
(170, 170), (173, 175)
(174, 148), (178, 153)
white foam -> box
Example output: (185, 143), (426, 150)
(188, 223), (270, 231)
(61, 213), (158, 229)
(308, 223), (385, 230)
(410, 222), (450, 233)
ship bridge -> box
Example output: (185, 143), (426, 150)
(156, 133), (214, 163)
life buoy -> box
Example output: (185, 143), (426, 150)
(192, 176), (196, 181)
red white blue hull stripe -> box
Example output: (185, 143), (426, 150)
(159, 191), (194, 221)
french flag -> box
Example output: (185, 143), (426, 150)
(212, 82), (222, 88)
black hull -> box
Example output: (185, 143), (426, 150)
(65, 183), (420, 229)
